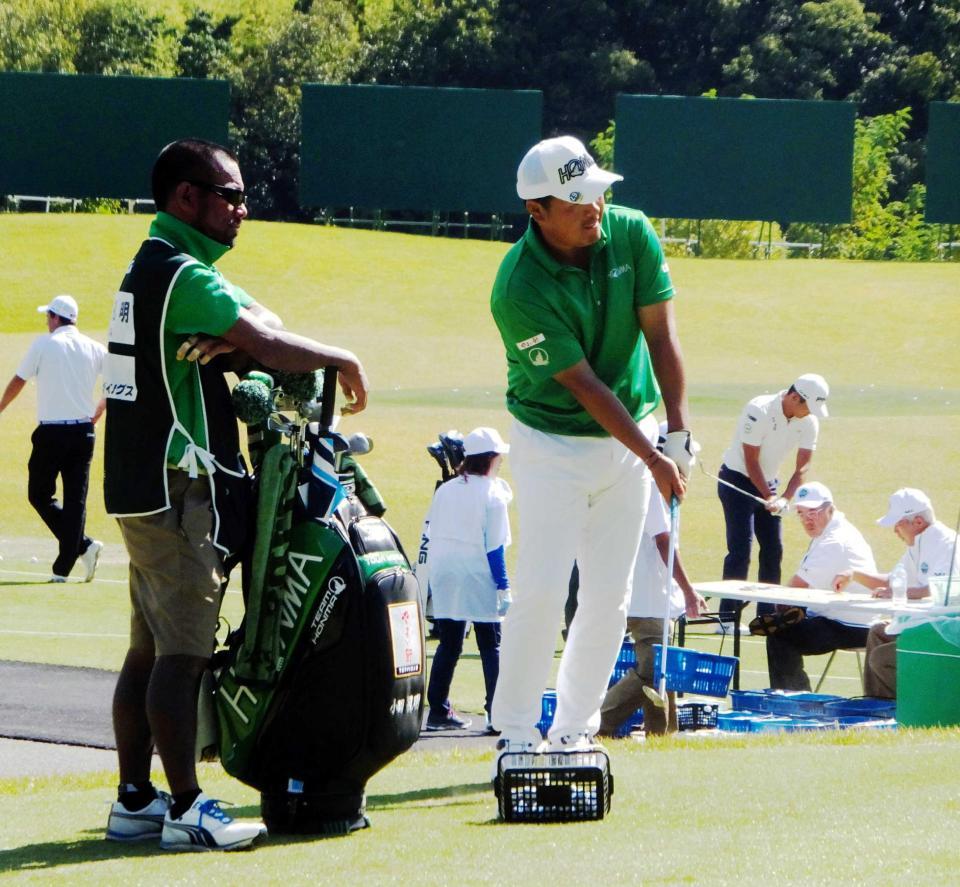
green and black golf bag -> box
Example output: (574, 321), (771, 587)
(215, 369), (425, 835)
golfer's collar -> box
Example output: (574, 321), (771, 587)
(524, 219), (608, 277)
(151, 212), (230, 266)
(776, 390), (791, 421)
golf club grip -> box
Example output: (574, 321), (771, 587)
(319, 366), (338, 432)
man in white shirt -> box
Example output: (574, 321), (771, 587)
(834, 489), (959, 698)
(716, 374), (829, 629)
(0, 296), (106, 582)
(598, 484), (707, 736)
(764, 482), (877, 690)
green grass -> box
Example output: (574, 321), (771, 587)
(3, 730), (960, 885)
(0, 215), (958, 881)
(0, 214), (956, 689)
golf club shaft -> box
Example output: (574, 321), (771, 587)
(699, 463), (770, 506)
(657, 495), (680, 701)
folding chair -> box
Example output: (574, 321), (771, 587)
(814, 647), (864, 693)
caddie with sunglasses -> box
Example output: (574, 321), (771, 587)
(102, 138), (368, 852)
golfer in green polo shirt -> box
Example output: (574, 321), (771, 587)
(489, 136), (695, 758)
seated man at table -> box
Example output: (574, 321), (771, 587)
(834, 488), (959, 699)
(760, 482), (877, 690)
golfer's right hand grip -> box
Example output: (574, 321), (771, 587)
(319, 366), (338, 432)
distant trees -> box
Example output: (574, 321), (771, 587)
(1, 0), (957, 252)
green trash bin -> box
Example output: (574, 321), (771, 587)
(896, 617), (960, 727)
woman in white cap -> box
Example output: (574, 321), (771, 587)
(423, 426), (513, 734)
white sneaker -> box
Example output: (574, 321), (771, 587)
(49, 575), (67, 583)
(106, 791), (172, 841)
(81, 540), (103, 582)
(491, 736), (542, 781)
(548, 732), (603, 752)
(160, 793), (267, 852)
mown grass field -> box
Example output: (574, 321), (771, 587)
(0, 214), (957, 884)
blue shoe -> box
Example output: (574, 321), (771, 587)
(160, 793), (266, 852)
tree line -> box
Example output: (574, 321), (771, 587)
(2, 0), (958, 258)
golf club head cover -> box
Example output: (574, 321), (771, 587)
(663, 430), (697, 479)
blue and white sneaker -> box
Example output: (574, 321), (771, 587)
(106, 791), (172, 841)
(160, 793), (266, 852)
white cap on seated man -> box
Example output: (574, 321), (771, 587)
(835, 488), (959, 699)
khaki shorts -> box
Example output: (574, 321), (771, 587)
(118, 470), (225, 658)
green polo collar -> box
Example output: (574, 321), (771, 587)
(149, 212), (231, 266)
(523, 215), (610, 276)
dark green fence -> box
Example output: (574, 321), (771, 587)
(925, 102), (960, 224)
(0, 72), (230, 199)
(300, 84), (542, 214)
(614, 95), (856, 223)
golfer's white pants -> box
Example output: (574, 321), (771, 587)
(492, 415), (656, 742)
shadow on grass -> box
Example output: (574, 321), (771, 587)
(0, 833), (167, 873)
(0, 580), (53, 586)
(367, 781), (491, 810)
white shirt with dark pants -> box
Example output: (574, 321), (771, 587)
(766, 511), (876, 690)
(16, 325), (105, 577)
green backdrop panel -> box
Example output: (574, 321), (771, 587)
(925, 102), (960, 223)
(300, 84), (542, 213)
(614, 95), (855, 223)
(0, 73), (229, 199)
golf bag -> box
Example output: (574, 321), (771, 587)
(215, 369), (425, 835)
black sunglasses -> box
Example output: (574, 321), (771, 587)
(188, 180), (246, 208)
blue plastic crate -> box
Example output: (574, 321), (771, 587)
(537, 690), (557, 737)
(717, 711), (754, 732)
(611, 707), (644, 738)
(652, 645), (738, 697)
(763, 692), (845, 718)
(823, 697), (896, 720)
(729, 690), (771, 712)
(749, 716), (795, 733)
(607, 638), (638, 688)
(783, 718), (832, 732)
(835, 716), (897, 731)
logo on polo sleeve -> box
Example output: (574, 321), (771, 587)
(528, 347), (550, 367)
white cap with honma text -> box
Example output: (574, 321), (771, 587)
(37, 295), (79, 323)
(517, 136), (623, 205)
(877, 488), (933, 527)
(793, 373), (829, 418)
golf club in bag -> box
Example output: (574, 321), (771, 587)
(213, 367), (425, 835)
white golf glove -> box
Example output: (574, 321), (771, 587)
(662, 430), (698, 479)
(768, 496), (789, 515)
